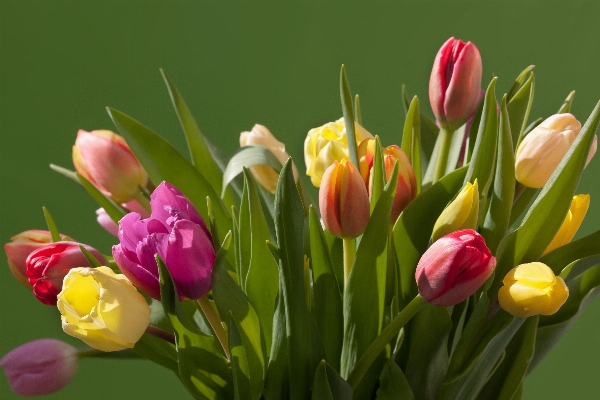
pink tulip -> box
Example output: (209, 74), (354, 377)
(112, 181), (215, 300)
(415, 229), (496, 306)
(429, 38), (482, 130)
(96, 199), (151, 237)
(26, 242), (106, 305)
(4, 230), (72, 287)
(0, 339), (78, 396)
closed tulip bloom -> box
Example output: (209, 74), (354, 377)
(498, 262), (569, 318)
(515, 114), (597, 188)
(112, 181), (215, 300)
(240, 124), (298, 193)
(431, 179), (479, 241)
(58, 266), (150, 352)
(26, 242), (106, 305)
(543, 194), (590, 256)
(429, 37), (483, 130)
(0, 339), (78, 396)
(416, 229), (496, 306)
(304, 118), (374, 187)
(73, 129), (148, 203)
(358, 139), (417, 222)
(319, 159), (370, 239)
(4, 230), (72, 287)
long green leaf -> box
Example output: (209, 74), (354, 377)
(540, 230), (600, 275)
(311, 360), (353, 400)
(507, 71), (534, 148)
(263, 288), (289, 400)
(77, 172), (128, 224)
(222, 146), (283, 197)
(340, 65), (359, 168)
(229, 316), (251, 400)
(402, 86), (438, 174)
(401, 96), (422, 193)
(42, 207), (61, 242)
(557, 90), (576, 114)
(376, 360), (415, 400)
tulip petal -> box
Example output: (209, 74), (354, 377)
(112, 244), (161, 300)
(150, 182), (209, 236)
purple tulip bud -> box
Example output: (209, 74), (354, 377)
(429, 37), (483, 130)
(0, 339), (78, 396)
(112, 181), (215, 300)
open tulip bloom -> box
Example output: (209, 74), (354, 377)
(3, 38), (600, 400)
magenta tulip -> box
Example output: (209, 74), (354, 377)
(0, 339), (78, 396)
(429, 37), (482, 130)
(26, 242), (106, 305)
(112, 181), (215, 300)
(415, 229), (495, 306)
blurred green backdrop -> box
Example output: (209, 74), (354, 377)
(1, 1), (599, 399)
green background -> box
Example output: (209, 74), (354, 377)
(1, 1), (599, 398)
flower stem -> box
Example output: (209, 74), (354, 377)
(133, 190), (151, 214)
(343, 238), (356, 285)
(197, 296), (230, 360)
(145, 325), (176, 345)
(77, 348), (103, 358)
(433, 127), (455, 183)
(346, 295), (426, 388)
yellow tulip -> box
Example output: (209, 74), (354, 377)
(431, 179), (479, 241)
(498, 262), (569, 318)
(543, 194), (590, 256)
(240, 124), (298, 193)
(304, 118), (374, 187)
(57, 266), (150, 352)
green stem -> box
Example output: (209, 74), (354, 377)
(133, 190), (151, 214)
(347, 295), (427, 388)
(145, 324), (176, 345)
(77, 348), (103, 358)
(343, 238), (356, 285)
(197, 296), (230, 360)
(432, 127), (455, 183)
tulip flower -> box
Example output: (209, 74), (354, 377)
(319, 159), (370, 239)
(0, 339), (78, 396)
(4, 230), (72, 287)
(542, 194), (590, 256)
(26, 242), (106, 305)
(429, 37), (483, 130)
(498, 262), (569, 318)
(96, 199), (151, 237)
(431, 179), (479, 241)
(357, 139), (417, 222)
(73, 129), (148, 203)
(415, 229), (496, 306)
(57, 266), (151, 352)
(304, 117), (374, 187)
(240, 124), (298, 193)
(112, 181), (215, 300)
(515, 113), (597, 188)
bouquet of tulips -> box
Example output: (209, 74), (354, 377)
(2, 37), (599, 400)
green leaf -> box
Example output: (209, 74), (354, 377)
(76, 172), (128, 224)
(274, 160), (324, 400)
(229, 316), (251, 400)
(557, 90), (576, 113)
(156, 256), (232, 399)
(481, 96), (515, 253)
(340, 65), (359, 168)
(402, 86), (438, 173)
(212, 240), (267, 400)
(132, 333), (179, 373)
(309, 207), (343, 371)
(311, 360), (354, 400)
(559, 255), (600, 282)
(506, 65), (534, 101)
(42, 207), (61, 242)
(401, 96), (422, 193)
(263, 289), (289, 400)
(49, 164), (81, 186)
(243, 170), (280, 353)
(490, 100), (600, 295)
(222, 145), (283, 197)
(376, 360), (415, 400)
(465, 78), (498, 198)
(445, 125), (466, 175)
(507, 70), (534, 148)
(509, 187), (537, 227)
(464, 96), (485, 165)
(370, 136), (387, 212)
(405, 304), (452, 400)
(355, 94), (362, 125)
(107, 107), (232, 238)
(160, 69), (236, 210)
(394, 166), (468, 308)
(78, 245), (102, 268)
(540, 230), (600, 275)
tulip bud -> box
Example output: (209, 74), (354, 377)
(26, 242), (106, 305)
(429, 37), (483, 130)
(319, 159), (370, 239)
(542, 194), (590, 256)
(304, 118), (374, 187)
(240, 124), (298, 193)
(515, 114), (597, 188)
(4, 230), (72, 287)
(415, 229), (496, 306)
(358, 139), (417, 222)
(58, 266), (151, 352)
(73, 129), (148, 203)
(431, 179), (479, 241)
(0, 339), (78, 396)
(498, 262), (569, 318)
